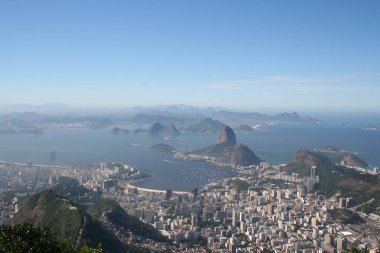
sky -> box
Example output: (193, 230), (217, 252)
(0, 0), (380, 112)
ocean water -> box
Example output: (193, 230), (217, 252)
(0, 120), (379, 191)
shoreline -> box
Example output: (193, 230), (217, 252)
(125, 183), (191, 196)
(0, 159), (195, 195)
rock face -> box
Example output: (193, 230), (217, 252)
(218, 126), (237, 145)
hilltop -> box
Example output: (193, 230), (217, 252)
(283, 149), (380, 205)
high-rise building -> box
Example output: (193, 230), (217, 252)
(165, 189), (173, 200)
(191, 213), (198, 226)
(346, 198), (353, 208)
(192, 188), (198, 202)
(311, 166), (317, 178)
(232, 209), (237, 227)
(339, 198), (346, 208)
(267, 204), (274, 215)
(337, 237), (347, 252)
(324, 233), (334, 246)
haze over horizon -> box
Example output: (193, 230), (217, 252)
(1, 1), (380, 112)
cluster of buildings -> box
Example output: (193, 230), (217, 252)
(1, 160), (379, 252)
(261, 165), (320, 192)
(106, 165), (379, 252)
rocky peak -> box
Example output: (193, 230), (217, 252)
(217, 126), (237, 145)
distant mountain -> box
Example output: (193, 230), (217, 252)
(89, 118), (113, 129)
(190, 126), (261, 166)
(151, 104), (227, 117)
(134, 128), (145, 134)
(0, 118), (43, 135)
(146, 122), (164, 135)
(131, 113), (194, 125)
(185, 117), (226, 134)
(111, 127), (130, 135)
(234, 125), (254, 133)
(161, 124), (181, 138)
(146, 122), (181, 138)
(0, 104), (323, 131)
(314, 146), (341, 153)
(151, 143), (177, 154)
(272, 112), (301, 121)
(209, 110), (322, 125)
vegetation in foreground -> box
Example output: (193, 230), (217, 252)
(0, 222), (102, 253)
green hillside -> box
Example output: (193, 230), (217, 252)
(284, 149), (380, 205)
(12, 190), (153, 253)
(87, 199), (168, 243)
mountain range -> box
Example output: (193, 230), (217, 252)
(0, 104), (323, 134)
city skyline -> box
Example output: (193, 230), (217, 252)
(1, 1), (380, 112)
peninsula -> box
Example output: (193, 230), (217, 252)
(153, 126), (262, 168)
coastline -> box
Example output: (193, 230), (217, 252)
(124, 183), (191, 196)
(0, 159), (194, 195)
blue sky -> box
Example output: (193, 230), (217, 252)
(1, 0), (380, 112)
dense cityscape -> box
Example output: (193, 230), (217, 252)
(1, 157), (379, 252)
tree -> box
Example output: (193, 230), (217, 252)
(0, 222), (101, 253)
(344, 246), (366, 253)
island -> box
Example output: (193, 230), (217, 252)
(234, 125), (254, 133)
(150, 143), (177, 155)
(314, 146), (342, 153)
(111, 126), (130, 134)
(137, 122), (181, 138)
(363, 125), (380, 131)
